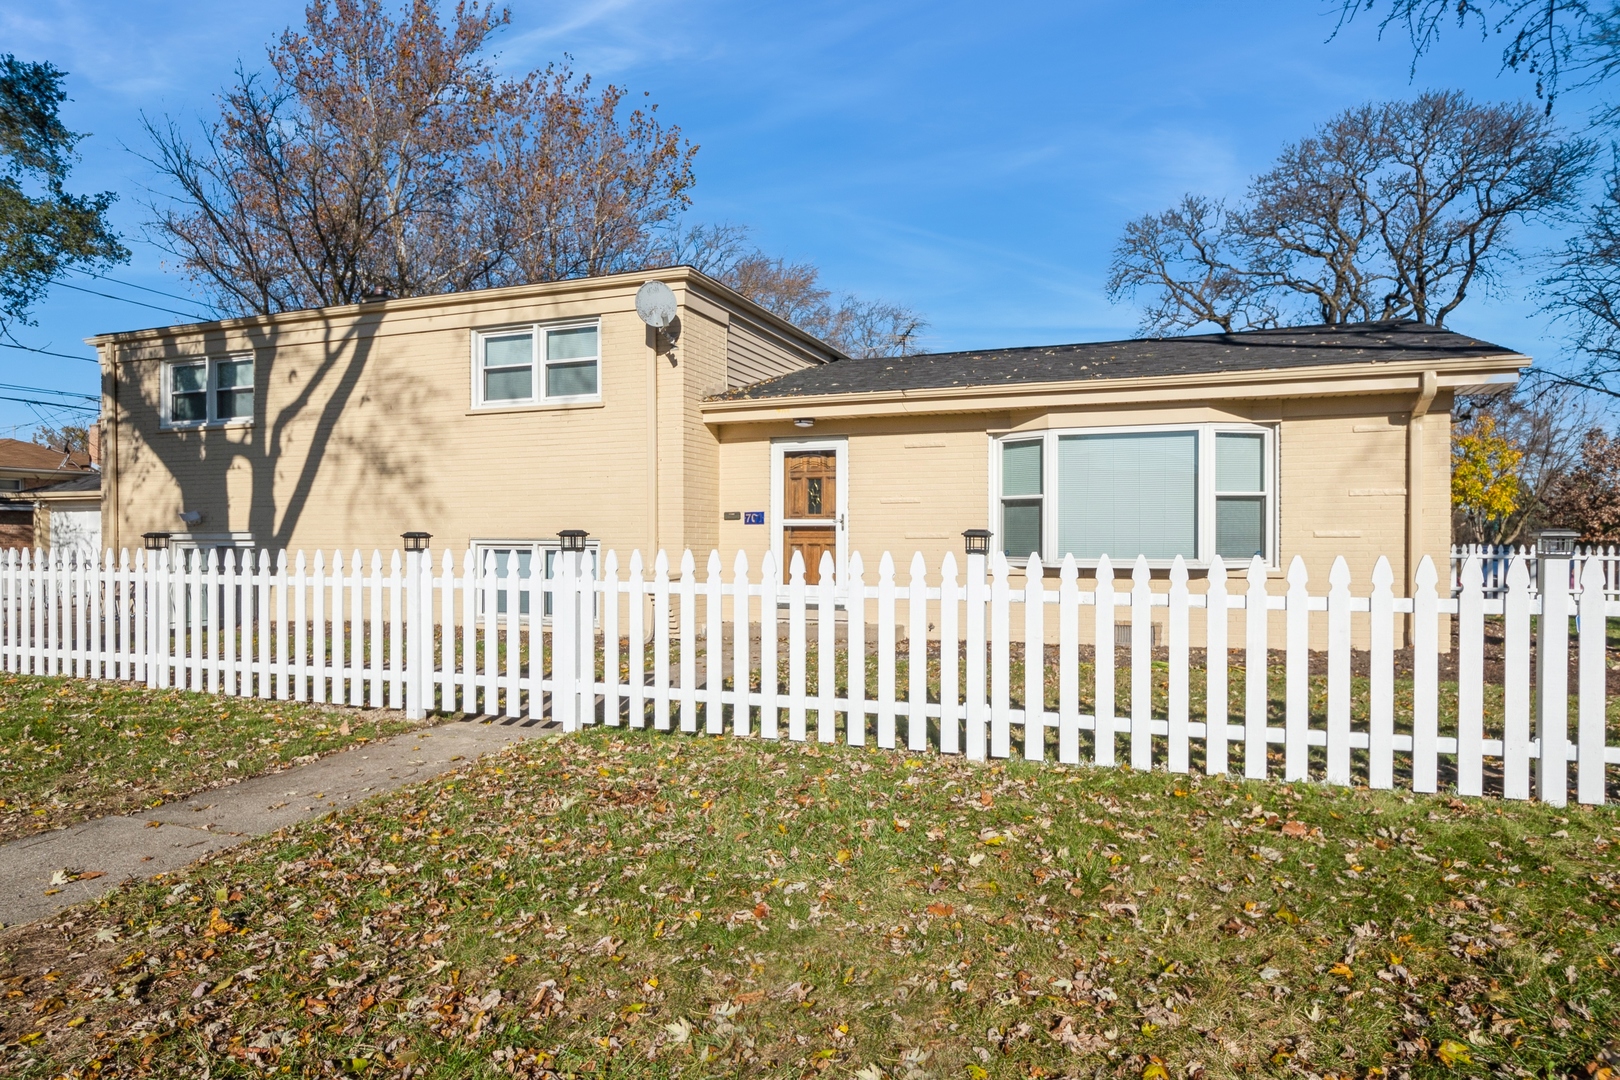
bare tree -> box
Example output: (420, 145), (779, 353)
(143, 0), (696, 316)
(1109, 92), (1592, 333)
(1105, 196), (1276, 334)
(663, 222), (926, 358)
(1540, 155), (1620, 396)
(1329, 1), (1620, 118)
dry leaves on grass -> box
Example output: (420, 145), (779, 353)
(0, 732), (1616, 1079)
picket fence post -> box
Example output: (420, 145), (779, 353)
(964, 547), (987, 761)
(404, 546), (424, 720)
(1204, 557), (1228, 776)
(1536, 544), (1572, 807)
(1577, 555), (1607, 805)
(1093, 556), (1115, 767)
(554, 545), (577, 731)
(1129, 557), (1152, 771)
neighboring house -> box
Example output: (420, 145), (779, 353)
(0, 438), (97, 551)
(27, 472), (102, 564)
(90, 267), (1525, 614)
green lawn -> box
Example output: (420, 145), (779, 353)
(0, 676), (424, 843)
(3, 727), (1615, 1079)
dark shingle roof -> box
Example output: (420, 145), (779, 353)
(32, 472), (101, 494)
(712, 320), (1523, 402)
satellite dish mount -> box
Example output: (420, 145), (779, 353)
(636, 280), (679, 365)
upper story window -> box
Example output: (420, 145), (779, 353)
(163, 356), (254, 428)
(473, 320), (601, 409)
(994, 422), (1276, 567)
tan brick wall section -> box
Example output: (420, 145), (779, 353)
(101, 275), (822, 566)
(714, 394), (1452, 650)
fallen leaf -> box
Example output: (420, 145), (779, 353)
(926, 902), (955, 918)
(1437, 1040), (1473, 1068)
(1280, 821), (1308, 838)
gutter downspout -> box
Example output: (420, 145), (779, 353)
(648, 326), (660, 565)
(101, 345), (117, 554)
(1406, 370), (1438, 645)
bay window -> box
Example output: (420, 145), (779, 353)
(995, 423), (1275, 565)
(474, 320), (601, 408)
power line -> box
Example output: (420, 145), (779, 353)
(70, 268), (216, 311)
(49, 280), (210, 321)
(0, 381), (97, 402)
(0, 340), (98, 363)
(0, 394), (96, 412)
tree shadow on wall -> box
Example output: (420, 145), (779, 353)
(124, 307), (444, 552)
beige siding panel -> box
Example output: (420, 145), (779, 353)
(725, 312), (824, 389)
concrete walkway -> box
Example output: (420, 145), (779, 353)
(0, 715), (558, 928)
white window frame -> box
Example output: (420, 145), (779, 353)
(470, 319), (602, 410)
(469, 538), (600, 622)
(769, 436), (849, 583)
(990, 422), (1277, 569)
(161, 355), (255, 430)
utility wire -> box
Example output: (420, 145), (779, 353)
(0, 394), (96, 412)
(0, 381), (97, 401)
(70, 267), (216, 311)
(0, 340), (98, 363)
(49, 280), (209, 321)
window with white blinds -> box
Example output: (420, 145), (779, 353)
(993, 424), (1275, 565)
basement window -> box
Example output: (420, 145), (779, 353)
(470, 539), (600, 619)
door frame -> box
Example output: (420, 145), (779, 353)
(770, 436), (849, 583)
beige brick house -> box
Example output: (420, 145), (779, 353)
(92, 266), (1526, 614)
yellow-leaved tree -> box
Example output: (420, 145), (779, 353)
(1452, 414), (1524, 544)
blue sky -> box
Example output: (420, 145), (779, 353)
(1, 0), (1606, 438)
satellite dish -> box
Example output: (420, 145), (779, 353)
(635, 280), (677, 329)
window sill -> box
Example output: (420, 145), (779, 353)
(1008, 556), (1284, 576)
(159, 420), (254, 432)
(468, 399), (605, 416)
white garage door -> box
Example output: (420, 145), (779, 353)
(49, 508), (101, 566)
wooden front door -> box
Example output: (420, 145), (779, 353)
(783, 450), (838, 584)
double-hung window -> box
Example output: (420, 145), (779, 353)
(999, 439), (1043, 559)
(994, 423), (1275, 566)
(474, 321), (601, 408)
(164, 356), (255, 428)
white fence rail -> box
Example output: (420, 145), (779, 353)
(2, 545), (1616, 807)
(1450, 542), (1620, 599)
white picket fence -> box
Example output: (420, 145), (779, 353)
(1450, 542), (1620, 599)
(1, 544), (1615, 807)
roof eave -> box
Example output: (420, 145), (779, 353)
(700, 352), (1529, 422)
(85, 266), (844, 364)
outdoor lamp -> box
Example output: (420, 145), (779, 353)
(142, 531), (170, 551)
(401, 531), (432, 552)
(559, 529), (589, 553)
(962, 529), (991, 556)
(1537, 529), (1577, 556)
(793, 417), (815, 428)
